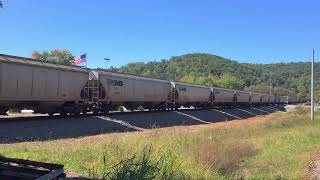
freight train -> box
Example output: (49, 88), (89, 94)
(0, 54), (302, 116)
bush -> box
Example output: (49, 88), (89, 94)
(192, 141), (256, 175)
(88, 146), (185, 180)
(263, 109), (308, 129)
(292, 106), (308, 115)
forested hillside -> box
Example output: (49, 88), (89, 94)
(114, 53), (319, 98)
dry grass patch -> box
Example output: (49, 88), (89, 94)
(263, 107), (308, 129)
(192, 141), (256, 175)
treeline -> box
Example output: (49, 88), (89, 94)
(115, 53), (319, 98)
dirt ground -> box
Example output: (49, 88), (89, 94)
(306, 150), (320, 180)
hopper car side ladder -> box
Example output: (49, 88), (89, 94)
(88, 80), (100, 102)
(170, 88), (176, 106)
(210, 90), (215, 106)
(169, 82), (177, 109)
(84, 80), (105, 102)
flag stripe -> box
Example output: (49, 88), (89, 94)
(73, 54), (87, 65)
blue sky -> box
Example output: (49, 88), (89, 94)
(0, 0), (319, 68)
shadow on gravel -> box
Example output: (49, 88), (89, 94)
(0, 106), (285, 144)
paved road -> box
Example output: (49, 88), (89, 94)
(0, 106), (285, 144)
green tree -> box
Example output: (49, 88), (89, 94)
(179, 74), (197, 84)
(179, 73), (244, 90)
(249, 83), (270, 94)
(31, 49), (74, 65)
(217, 73), (245, 90)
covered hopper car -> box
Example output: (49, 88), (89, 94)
(250, 93), (262, 105)
(213, 88), (235, 106)
(0, 54), (88, 115)
(87, 70), (173, 112)
(235, 90), (251, 105)
(173, 82), (212, 108)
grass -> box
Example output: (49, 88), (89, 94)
(192, 141), (256, 175)
(0, 107), (320, 179)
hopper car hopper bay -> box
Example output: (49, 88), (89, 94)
(0, 54), (303, 116)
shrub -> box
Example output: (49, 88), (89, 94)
(293, 106), (308, 115)
(192, 141), (256, 175)
(263, 110), (308, 129)
(88, 146), (185, 180)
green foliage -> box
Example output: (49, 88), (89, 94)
(192, 141), (256, 175)
(31, 49), (74, 65)
(179, 74), (219, 87)
(180, 73), (245, 90)
(89, 146), (183, 180)
(116, 53), (318, 98)
(248, 83), (270, 94)
(218, 73), (245, 90)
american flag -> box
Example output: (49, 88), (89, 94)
(73, 54), (87, 65)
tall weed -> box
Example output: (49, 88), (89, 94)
(88, 145), (185, 180)
(192, 141), (256, 175)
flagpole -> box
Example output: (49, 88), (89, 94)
(86, 52), (88, 69)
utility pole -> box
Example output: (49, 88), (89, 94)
(311, 49), (315, 120)
(269, 73), (272, 95)
(104, 58), (110, 69)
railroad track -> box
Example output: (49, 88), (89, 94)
(0, 105), (284, 123)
